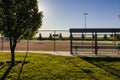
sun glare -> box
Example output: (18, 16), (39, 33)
(38, 0), (44, 12)
(38, 5), (44, 12)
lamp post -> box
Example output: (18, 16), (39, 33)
(83, 13), (88, 29)
(53, 30), (59, 52)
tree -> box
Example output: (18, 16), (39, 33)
(110, 34), (113, 37)
(81, 34), (85, 40)
(38, 33), (42, 40)
(115, 34), (120, 40)
(49, 33), (53, 39)
(0, 0), (43, 66)
(103, 34), (107, 40)
(59, 33), (63, 39)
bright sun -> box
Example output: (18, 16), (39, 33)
(39, 6), (44, 12)
(38, 1), (44, 12)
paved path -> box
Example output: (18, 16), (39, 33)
(1, 51), (120, 57)
(36, 51), (120, 57)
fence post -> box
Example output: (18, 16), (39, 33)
(92, 32), (94, 53)
(70, 33), (73, 55)
(1, 37), (3, 51)
(53, 30), (59, 52)
(95, 32), (98, 55)
(27, 39), (29, 52)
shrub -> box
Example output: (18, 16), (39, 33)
(38, 33), (42, 40)
(103, 34), (107, 40)
(59, 33), (63, 39)
(49, 33), (53, 39)
(81, 34), (85, 40)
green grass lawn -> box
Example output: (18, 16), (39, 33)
(0, 52), (120, 80)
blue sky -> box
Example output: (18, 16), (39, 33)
(38, 0), (120, 30)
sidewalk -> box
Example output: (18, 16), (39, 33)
(0, 51), (72, 56)
(1, 51), (120, 57)
(29, 51), (120, 57)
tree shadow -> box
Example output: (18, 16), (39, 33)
(17, 52), (29, 80)
(78, 56), (120, 78)
(61, 57), (98, 79)
(1, 65), (13, 80)
(0, 62), (6, 71)
(0, 65), (6, 72)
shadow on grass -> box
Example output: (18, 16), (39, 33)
(57, 57), (98, 80)
(17, 52), (29, 80)
(1, 65), (13, 80)
(79, 57), (120, 78)
(0, 62), (6, 72)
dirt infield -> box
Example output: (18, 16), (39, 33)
(0, 40), (70, 51)
(0, 40), (119, 54)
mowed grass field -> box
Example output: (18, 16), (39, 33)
(0, 52), (120, 80)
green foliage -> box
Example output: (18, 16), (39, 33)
(38, 33), (42, 40)
(0, 52), (120, 80)
(0, 0), (43, 40)
(49, 33), (53, 39)
(110, 34), (120, 40)
(115, 34), (120, 40)
(0, 0), (43, 65)
(118, 43), (120, 48)
(110, 34), (113, 37)
(81, 34), (85, 40)
(103, 34), (107, 40)
(59, 33), (63, 39)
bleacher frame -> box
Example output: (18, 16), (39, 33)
(69, 28), (120, 55)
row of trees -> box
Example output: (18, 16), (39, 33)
(38, 33), (63, 40)
(38, 33), (120, 40)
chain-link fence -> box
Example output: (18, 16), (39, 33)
(0, 30), (120, 55)
(0, 30), (70, 52)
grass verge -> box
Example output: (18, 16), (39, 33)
(0, 52), (120, 80)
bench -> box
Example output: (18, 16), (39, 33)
(72, 45), (120, 55)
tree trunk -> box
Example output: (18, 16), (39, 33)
(9, 37), (17, 66)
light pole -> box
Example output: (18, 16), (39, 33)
(53, 30), (59, 52)
(83, 13), (88, 29)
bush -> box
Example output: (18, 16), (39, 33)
(81, 34), (85, 40)
(38, 33), (42, 40)
(118, 43), (120, 49)
(49, 33), (53, 39)
(59, 33), (63, 39)
(103, 34), (107, 40)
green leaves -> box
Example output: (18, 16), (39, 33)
(0, 0), (43, 66)
(0, 0), (43, 40)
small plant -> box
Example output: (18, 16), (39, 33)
(49, 33), (53, 39)
(118, 43), (120, 49)
(59, 33), (63, 39)
(38, 33), (42, 40)
(81, 34), (85, 40)
(110, 34), (113, 37)
(116, 34), (120, 40)
(103, 34), (107, 40)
